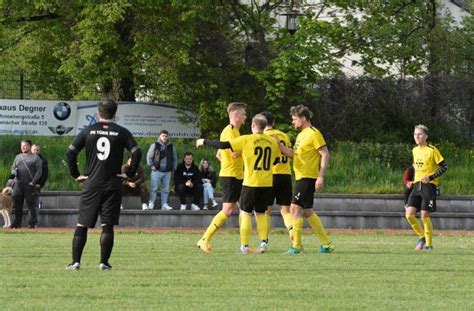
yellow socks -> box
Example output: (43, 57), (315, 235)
(256, 213), (269, 242)
(265, 212), (271, 237)
(240, 212), (252, 246)
(292, 217), (303, 249)
(306, 212), (330, 245)
(406, 215), (424, 237)
(282, 212), (293, 236)
(202, 211), (228, 242)
(422, 217), (433, 247)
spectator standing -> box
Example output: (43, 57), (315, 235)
(10, 139), (42, 228)
(146, 130), (177, 210)
(32, 144), (49, 209)
(174, 152), (202, 211)
(199, 159), (218, 210)
(121, 157), (149, 210)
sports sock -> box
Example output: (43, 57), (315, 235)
(292, 217), (303, 249)
(422, 217), (433, 247)
(72, 226), (88, 263)
(406, 215), (424, 237)
(282, 212), (293, 237)
(100, 225), (114, 264)
(240, 212), (252, 246)
(266, 211), (271, 237)
(202, 211), (228, 242)
(256, 213), (269, 242)
(306, 212), (330, 245)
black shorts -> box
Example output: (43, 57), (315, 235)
(78, 189), (122, 228)
(291, 178), (316, 209)
(220, 177), (243, 203)
(406, 182), (437, 213)
(240, 186), (273, 213)
(267, 174), (292, 206)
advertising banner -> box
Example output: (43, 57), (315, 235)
(0, 100), (200, 138)
(0, 100), (77, 136)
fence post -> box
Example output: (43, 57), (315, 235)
(19, 70), (24, 99)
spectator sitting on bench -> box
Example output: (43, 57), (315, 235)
(199, 158), (218, 210)
(174, 152), (202, 211)
(121, 157), (149, 210)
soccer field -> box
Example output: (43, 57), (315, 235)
(1, 230), (473, 310)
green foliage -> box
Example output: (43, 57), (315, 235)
(1, 231), (474, 309)
(1, 137), (471, 194)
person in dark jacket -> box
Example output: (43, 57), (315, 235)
(10, 139), (42, 228)
(32, 144), (48, 209)
(174, 152), (202, 211)
(199, 159), (218, 210)
(402, 165), (415, 207)
(121, 157), (149, 210)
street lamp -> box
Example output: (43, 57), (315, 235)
(282, 10), (301, 35)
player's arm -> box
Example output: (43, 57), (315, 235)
(66, 133), (86, 181)
(277, 139), (294, 158)
(421, 161), (447, 184)
(316, 146), (329, 190)
(216, 150), (221, 162)
(196, 139), (232, 150)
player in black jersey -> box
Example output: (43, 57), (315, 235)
(65, 99), (141, 271)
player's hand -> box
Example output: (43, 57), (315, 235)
(76, 175), (88, 183)
(421, 176), (430, 184)
(186, 180), (193, 188)
(116, 173), (128, 179)
(315, 177), (324, 190)
(128, 182), (136, 188)
(406, 181), (413, 189)
(196, 139), (205, 148)
(231, 151), (242, 158)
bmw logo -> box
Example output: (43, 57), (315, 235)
(53, 102), (71, 121)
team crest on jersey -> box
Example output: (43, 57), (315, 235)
(428, 200), (433, 208)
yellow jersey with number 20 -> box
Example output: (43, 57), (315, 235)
(229, 133), (279, 187)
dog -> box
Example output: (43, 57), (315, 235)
(0, 187), (13, 228)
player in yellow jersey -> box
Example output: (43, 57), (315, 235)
(196, 102), (246, 253)
(197, 114), (280, 254)
(405, 124), (447, 251)
(277, 105), (334, 255)
(261, 111), (294, 245)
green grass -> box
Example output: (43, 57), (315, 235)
(1, 136), (472, 194)
(1, 230), (473, 310)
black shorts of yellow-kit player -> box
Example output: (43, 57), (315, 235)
(240, 186), (273, 213)
(407, 182), (437, 213)
(78, 189), (122, 227)
(219, 177), (243, 203)
(267, 174), (292, 206)
(291, 178), (316, 209)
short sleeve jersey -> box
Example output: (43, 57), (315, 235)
(218, 124), (244, 179)
(69, 121), (138, 190)
(412, 144), (444, 186)
(293, 126), (327, 180)
(229, 133), (279, 187)
(264, 128), (292, 175)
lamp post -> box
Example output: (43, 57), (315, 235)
(282, 10), (301, 35)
